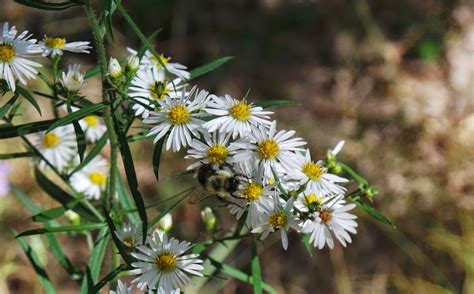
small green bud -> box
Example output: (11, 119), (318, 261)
(65, 210), (80, 225)
(201, 207), (216, 232)
(158, 213), (173, 232)
(125, 54), (140, 73)
(108, 58), (122, 79)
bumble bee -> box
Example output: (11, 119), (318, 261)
(194, 163), (245, 205)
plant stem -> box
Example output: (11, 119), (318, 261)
(83, 0), (119, 209)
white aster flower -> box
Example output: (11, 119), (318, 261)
(130, 231), (204, 292)
(127, 48), (190, 80)
(144, 86), (208, 151)
(294, 190), (325, 213)
(0, 22), (42, 91)
(39, 35), (90, 57)
(115, 222), (143, 249)
(203, 94), (273, 139)
(78, 115), (106, 143)
(252, 193), (301, 250)
(286, 149), (348, 196)
(232, 121), (306, 182)
(32, 126), (77, 171)
(228, 161), (273, 229)
(70, 155), (109, 200)
(185, 130), (239, 170)
(60, 64), (84, 93)
(109, 280), (133, 294)
(128, 68), (185, 119)
(302, 202), (358, 249)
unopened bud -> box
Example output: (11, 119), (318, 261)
(201, 207), (216, 231)
(158, 213), (173, 232)
(65, 210), (80, 225)
(126, 54), (140, 72)
(108, 58), (122, 79)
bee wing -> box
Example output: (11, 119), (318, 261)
(188, 188), (214, 205)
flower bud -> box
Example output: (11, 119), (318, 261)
(158, 213), (173, 232)
(201, 207), (216, 232)
(126, 54), (140, 72)
(65, 210), (80, 225)
(108, 58), (122, 79)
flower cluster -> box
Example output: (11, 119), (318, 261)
(0, 19), (375, 294)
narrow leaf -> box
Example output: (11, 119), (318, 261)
(190, 57), (234, 79)
(72, 120), (87, 161)
(14, 230), (56, 294)
(0, 119), (57, 139)
(302, 234), (313, 257)
(251, 241), (263, 294)
(0, 94), (19, 118)
(355, 201), (395, 228)
(84, 65), (100, 79)
(152, 137), (165, 181)
(92, 264), (127, 292)
(34, 168), (101, 222)
(255, 99), (296, 109)
(113, 116), (148, 241)
(339, 162), (369, 185)
(207, 257), (276, 294)
(47, 103), (105, 132)
(116, 171), (140, 225)
(80, 229), (110, 293)
(14, 0), (82, 10)
(16, 85), (42, 115)
(31, 206), (69, 222)
(103, 207), (134, 265)
(70, 133), (108, 175)
(16, 223), (106, 237)
(0, 151), (34, 159)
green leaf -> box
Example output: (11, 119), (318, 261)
(31, 206), (70, 222)
(12, 187), (82, 282)
(116, 170), (140, 225)
(251, 242), (263, 294)
(302, 234), (313, 257)
(0, 119), (57, 139)
(16, 223), (106, 237)
(355, 201), (395, 228)
(47, 103), (105, 132)
(73, 119), (87, 161)
(152, 137), (165, 181)
(255, 99), (296, 109)
(16, 85), (42, 115)
(113, 116), (148, 241)
(70, 133), (108, 175)
(0, 94), (19, 118)
(92, 264), (127, 292)
(103, 207), (134, 265)
(136, 29), (163, 58)
(339, 162), (368, 185)
(14, 230), (56, 294)
(80, 229), (110, 293)
(84, 65), (100, 79)
(207, 257), (276, 294)
(34, 168), (102, 222)
(148, 190), (191, 228)
(190, 57), (234, 79)
(14, 0), (82, 10)
(0, 151), (34, 159)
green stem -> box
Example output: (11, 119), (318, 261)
(83, 0), (119, 209)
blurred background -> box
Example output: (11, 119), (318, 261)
(1, 0), (474, 293)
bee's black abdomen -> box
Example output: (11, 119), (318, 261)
(197, 164), (215, 186)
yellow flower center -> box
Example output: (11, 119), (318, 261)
(229, 101), (251, 121)
(44, 37), (66, 49)
(242, 183), (263, 202)
(302, 161), (323, 181)
(155, 252), (177, 273)
(257, 139), (280, 160)
(304, 193), (322, 206)
(83, 115), (98, 127)
(269, 212), (287, 229)
(150, 81), (169, 100)
(167, 104), (190, 125)
(151, 54), (170, 69)
(0, 43), (16, 63)
(207, 144), (228, 164)
(320, 210), (332, 223)
(122, 236), (134, 248)
(43, 133), (60, 148)
(89, 172), (106, 186)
